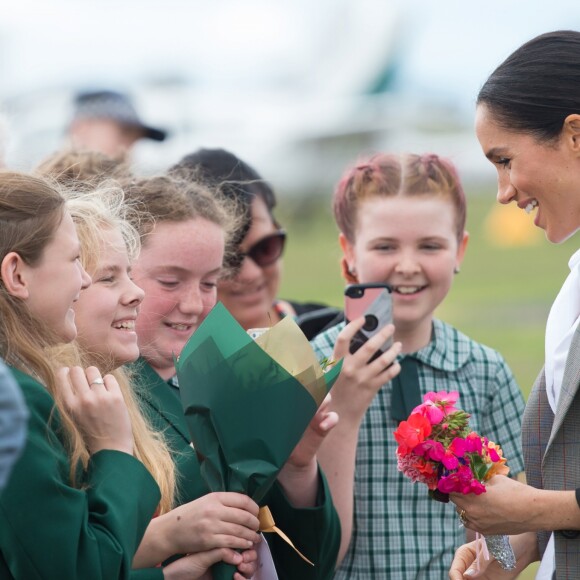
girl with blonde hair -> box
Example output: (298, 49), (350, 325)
(65, 184), (255, 577)
(0, 171), (159, 579)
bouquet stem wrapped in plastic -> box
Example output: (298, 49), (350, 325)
(175, 303), (343, 579)
(479, 534), (516, 570)
(393, 391), (516, 571)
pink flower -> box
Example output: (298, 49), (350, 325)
(414, 439), (445, 462)
(440, 438), (467, 470)
(437, 464), (475, 494)
(397, 454), (438, 490)
(448, 437), (467, 457)
(484, 441), (510, 479)
(412, 390), (460, 425)
(425, 390), (459, 411)
(468, 480), (486, 495)
(441, 453), (459, 470)
(413, 400), (445, 425)
(437, 474), (461, 494)
(486, 445), (500, 462)
(465, 432), (483, 454)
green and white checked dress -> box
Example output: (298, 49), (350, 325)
(311, 319), (526, 579)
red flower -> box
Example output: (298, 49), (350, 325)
(394, 413), (432, 455)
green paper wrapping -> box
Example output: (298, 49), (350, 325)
(175, 302), (342, 579)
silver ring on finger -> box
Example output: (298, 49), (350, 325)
(90, 377), (105, 386)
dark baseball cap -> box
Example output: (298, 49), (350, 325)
(72, 90), (167, 141)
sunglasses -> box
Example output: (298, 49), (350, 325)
(241, 230), (286, 267)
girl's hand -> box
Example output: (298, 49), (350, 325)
(316, 318), (401, 561)
(135, 493), (260, 568)
(448, 540), (514, 579)
(277, 394), (339, 507)
(162, 545), (258, 580)
(284, 394), (338, 470)
(449, 532), (538, 579)
(58, 366), (134, 455)
(330, 317), (401, 422)
(162, 492), (261, 556)
(234, 546), (259, 579)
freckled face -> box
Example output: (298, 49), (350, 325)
(475, 104), (580, 243)
(132, 218), (225, 379)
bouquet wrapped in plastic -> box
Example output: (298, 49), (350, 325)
(393, 390), (516, 571)
(175, 302), (343, 579)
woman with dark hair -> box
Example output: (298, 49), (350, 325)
(170, 148), (340, 340)
(450, 30), (580, 579)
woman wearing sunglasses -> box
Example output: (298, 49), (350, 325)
(170, 148), (340, 339)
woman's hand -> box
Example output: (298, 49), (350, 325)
(330, 317), (401, 423)
(58, 366), (133, 455)
(135, 492), (261, 567)
(449, 532), (538, 579)
(162, 545), (258, 580)
(451, 476), (536, 535)
(450, 476), (580, 536)
(277, 394), (339, 507)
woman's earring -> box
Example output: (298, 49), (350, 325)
(348, 265), (357, 276)
(453, 266), (460, 274)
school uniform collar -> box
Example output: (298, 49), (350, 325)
(406, 319), (471, 372)
(132, 357), (191, 445)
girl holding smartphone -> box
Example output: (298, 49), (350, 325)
(311, 153), (526, 579)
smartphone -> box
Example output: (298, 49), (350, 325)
(344, 283), (393, 361)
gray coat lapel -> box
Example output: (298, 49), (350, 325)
(545, 326), (580, 456)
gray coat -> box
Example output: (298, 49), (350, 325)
(522, 327), (580, 579)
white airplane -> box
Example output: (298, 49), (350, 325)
(2, 0), (564, 193)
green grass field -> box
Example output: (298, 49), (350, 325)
(278, 184), (578, 579)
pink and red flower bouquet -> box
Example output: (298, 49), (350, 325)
(394, 390), (509, 502)
(393, 390), (516, 570)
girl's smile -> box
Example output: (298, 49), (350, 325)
(341, 195), (468, 353)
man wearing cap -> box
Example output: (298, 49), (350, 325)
(68, 90), (167, 160)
